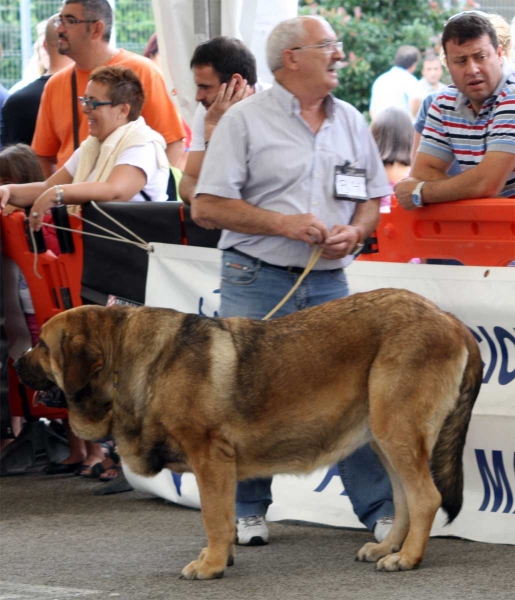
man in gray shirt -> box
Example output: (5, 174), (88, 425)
(194, 15), (394, 547)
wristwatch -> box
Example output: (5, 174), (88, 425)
(411, 181), (425, 208)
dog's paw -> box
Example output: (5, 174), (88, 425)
(376, 552), (420, 572)
(357, 542), (400, 563)
(179, 559), (225, 580)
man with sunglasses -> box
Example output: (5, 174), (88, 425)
(395, 11), (515, 208)
(32, 0), (185, 178)
(193, 16), (394, 548)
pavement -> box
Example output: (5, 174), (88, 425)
(1, 472), (514, 600)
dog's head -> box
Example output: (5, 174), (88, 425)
(16, 305), (132, 441)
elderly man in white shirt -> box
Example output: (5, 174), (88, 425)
(193, 15), (394, 548)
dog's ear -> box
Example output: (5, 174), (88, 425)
(60, 334), (104, 395)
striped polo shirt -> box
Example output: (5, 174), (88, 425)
(419, 62), (515, 198)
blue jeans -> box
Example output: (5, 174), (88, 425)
(219, 249), (394, 531)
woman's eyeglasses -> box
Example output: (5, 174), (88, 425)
(78, 97), (113, 110)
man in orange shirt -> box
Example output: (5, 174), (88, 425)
(32, 0), (185, 177)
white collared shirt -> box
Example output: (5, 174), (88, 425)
(196, 82), (390, 269)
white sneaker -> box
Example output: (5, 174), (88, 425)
(236, 515), (269, 546)
(374, 516), (394, 543)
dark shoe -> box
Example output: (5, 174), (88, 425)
(89, 462), (107, 478)
(45, 461), (83, 475)
(93, 472), (133, 495)
(76, 462), (103, 478)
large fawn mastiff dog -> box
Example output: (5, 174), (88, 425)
(15, 288), (482, 579)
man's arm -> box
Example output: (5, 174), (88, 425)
(179, 150), (204, 205)
(179, 80), (250, 205)
(411, 151), (451, 182)
(192, 194), (329, 245)
(165, 139), (185, 169)
(320, 199), (380, 259)
(395, 151), (515, 209)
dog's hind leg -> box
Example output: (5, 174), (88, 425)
(370, 431), (441, 571)
(357, 442), (410, 563)
(377, 460), (440, 571)
(179, 436), (237, 580)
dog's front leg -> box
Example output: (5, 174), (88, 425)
(180, 438), (237, 580)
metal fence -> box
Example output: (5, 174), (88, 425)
(0, 0), (156, 90)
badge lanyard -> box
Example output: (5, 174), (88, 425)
(333, 111), (368, 203)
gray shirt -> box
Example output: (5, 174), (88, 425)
(196, 82), (390, 269)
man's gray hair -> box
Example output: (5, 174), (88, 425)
(63, 0), (113, 42)
(266, 17), (308, 72)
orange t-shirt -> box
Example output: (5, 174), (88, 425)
(32, 49), (185, 169)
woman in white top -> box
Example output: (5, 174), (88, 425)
(0, 65), (169, 229)
(0, 66), (169, 480)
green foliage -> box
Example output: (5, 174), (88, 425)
(299, 0), (462, 116)
(114, 0), (155, 55)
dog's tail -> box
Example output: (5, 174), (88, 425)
(431, 330), (483, 524)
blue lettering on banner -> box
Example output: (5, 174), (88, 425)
(171, 472), (182, 496)
(198, 289), (220, 317)
(475, 450), (514, 513)
(314, 464), (348, 496)
(469, 326), (515, 385)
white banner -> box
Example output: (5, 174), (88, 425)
(133, 244), (515, 545)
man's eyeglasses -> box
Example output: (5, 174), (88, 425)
(53, 16), (98, 28)
(291, 41), (343, 54)
(78, 97), (113, 110)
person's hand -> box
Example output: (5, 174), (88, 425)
(279, 213), (329, 246)
(0, 185), (11, 211)
(394, 178), (421, 210)
(2, 205), (23, 216)
(29, 189), (56, 231)
(204, 78), (250, 142)
(320, 224), (360, 259)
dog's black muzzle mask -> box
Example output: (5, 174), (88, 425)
(14, 354), (68, 409)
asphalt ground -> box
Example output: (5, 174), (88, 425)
(1, 472), (514, 600)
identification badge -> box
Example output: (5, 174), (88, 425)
(334, 163), (368, 203)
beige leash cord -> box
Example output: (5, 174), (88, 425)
(261, 245), (323, 321)
(29, 204), (323, 319)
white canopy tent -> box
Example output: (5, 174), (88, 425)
(152, 0), (298, 126)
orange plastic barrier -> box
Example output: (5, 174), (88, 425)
(1, 210), (84, 420)
(358, 197), (515, 267)
(1, 210), (84, 328)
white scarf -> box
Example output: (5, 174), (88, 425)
(73, 116), (168, 184)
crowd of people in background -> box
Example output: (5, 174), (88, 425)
(0, 0), (514, 540)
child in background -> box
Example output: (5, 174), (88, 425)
(0, 144), (59, 342)
(370, 107), (414, 214)
(370, 108), (421, 263)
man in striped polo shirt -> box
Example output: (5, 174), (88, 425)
(395, 11), (515, 208)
